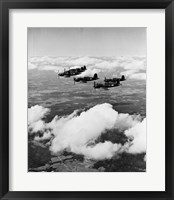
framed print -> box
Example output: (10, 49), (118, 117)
(0, 0), (174, 199)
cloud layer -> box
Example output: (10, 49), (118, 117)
(28, 56), (146, 80)
(28, 103), (146, 160)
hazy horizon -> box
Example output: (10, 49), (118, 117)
(28, 27), (146, 57)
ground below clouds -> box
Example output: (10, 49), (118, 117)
(28, 134), (146, 172)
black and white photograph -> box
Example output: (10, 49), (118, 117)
(28, 27), (146, 172)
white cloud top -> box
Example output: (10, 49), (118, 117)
(28, 56), (146, 80)
(28, 103), (146, 160)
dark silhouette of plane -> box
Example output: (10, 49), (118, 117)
(74, 73), (99, 84)
(58, 66), (87, 78)
(94, 78), (121, 89)
(104, 75), (126, 83)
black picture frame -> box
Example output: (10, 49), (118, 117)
(0, 0), (174, 199)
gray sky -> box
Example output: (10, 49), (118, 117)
(28, 27), (146, 57)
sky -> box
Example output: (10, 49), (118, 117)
(28, 27), (146, 57)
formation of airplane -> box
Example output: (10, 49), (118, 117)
(57, 65), (126, 89)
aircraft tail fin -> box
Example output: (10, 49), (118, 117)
(93, 73), (98, 79)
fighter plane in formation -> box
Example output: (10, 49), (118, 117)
(74, 73), (99, 84)
(104, 75), (126, 83)
(93, 75), (126, 89)
(58, 66), (87, 78)
(94, 78), (121, 89)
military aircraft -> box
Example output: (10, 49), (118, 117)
(58, 66), (87, 78)
(74, 73), (99, 84)
(104, 75), (126, 83)
(94, 78), (121, 89)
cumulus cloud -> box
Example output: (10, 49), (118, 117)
(50, 104), (118, 154)
(28, 105), (50, 134)
(124, 118), (146, 154)
(79, 142), (122, 160)
(114, 113), (142, 131)
(76, 68), (99, 78)
(28, 105), (50, 124)
(30, 120), (46, 133)
(28, 103), (146, 160)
